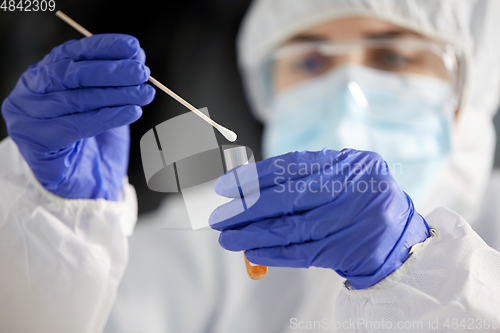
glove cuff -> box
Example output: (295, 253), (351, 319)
(347, 192), (431, 289)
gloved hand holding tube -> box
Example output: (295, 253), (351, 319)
(210, 149), (431, 289)
(1, 34), (155, 200)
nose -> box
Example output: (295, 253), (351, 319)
(330, 50), (365, 68)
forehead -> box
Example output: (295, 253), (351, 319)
(289, 17), (419, 41)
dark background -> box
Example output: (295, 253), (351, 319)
(1, 0), (499, 215)
(0, 0), (263, 214)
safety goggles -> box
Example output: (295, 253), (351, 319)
(253, 37), (464, 110)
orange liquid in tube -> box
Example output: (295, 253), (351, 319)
(244, 251), (268, 280)
(223, 146), (268, 280)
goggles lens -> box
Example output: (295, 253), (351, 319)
(261, 38), (461, 101)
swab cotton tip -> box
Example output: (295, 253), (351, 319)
(217, 126), (237, 142)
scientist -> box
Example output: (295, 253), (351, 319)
(1, 0), (500, 332)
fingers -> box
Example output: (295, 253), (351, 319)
(23, 59), (150, 94)
(215, 196), (373, 251)
(36, 34), (145, 66)
(242, 235), (364, 269)
(11, 84), (155, 119)
(243, 238), (331, 268)
(243, 228), (391, 276)
(10, 105), (143, 150)
(217, 205), (332, 251)
(132, 47), (146, 65)
(214, 149), (392, 200)
(214, 149), (352, 198)
(210, 170), (345, 230)
(210, 156), (391, 230)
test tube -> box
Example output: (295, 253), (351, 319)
(223, 146), (268, 280)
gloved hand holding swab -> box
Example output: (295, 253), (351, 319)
(55, 10), (238, 143)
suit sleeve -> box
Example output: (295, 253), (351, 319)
(0, 137), (137, 333)
(335, 207), (500, 332)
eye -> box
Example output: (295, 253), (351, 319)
(293, 52), (330, 75)
(373, 49), (413, 70)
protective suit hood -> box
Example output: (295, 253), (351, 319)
(237, 0), (500, 222)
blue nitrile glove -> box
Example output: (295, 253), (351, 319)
(209, 149), (430, 289)
(1, 34), (155, 200)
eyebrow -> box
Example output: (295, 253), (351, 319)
(286, 30), (419, 44)
(286, 34), (328, 43)
(365, 31), (418, 39)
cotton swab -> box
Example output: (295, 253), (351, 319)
(55, 11), (238, 142)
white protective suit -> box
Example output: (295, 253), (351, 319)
(1, 0), (500, 333)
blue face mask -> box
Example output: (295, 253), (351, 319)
(263, 65), (454, 204)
